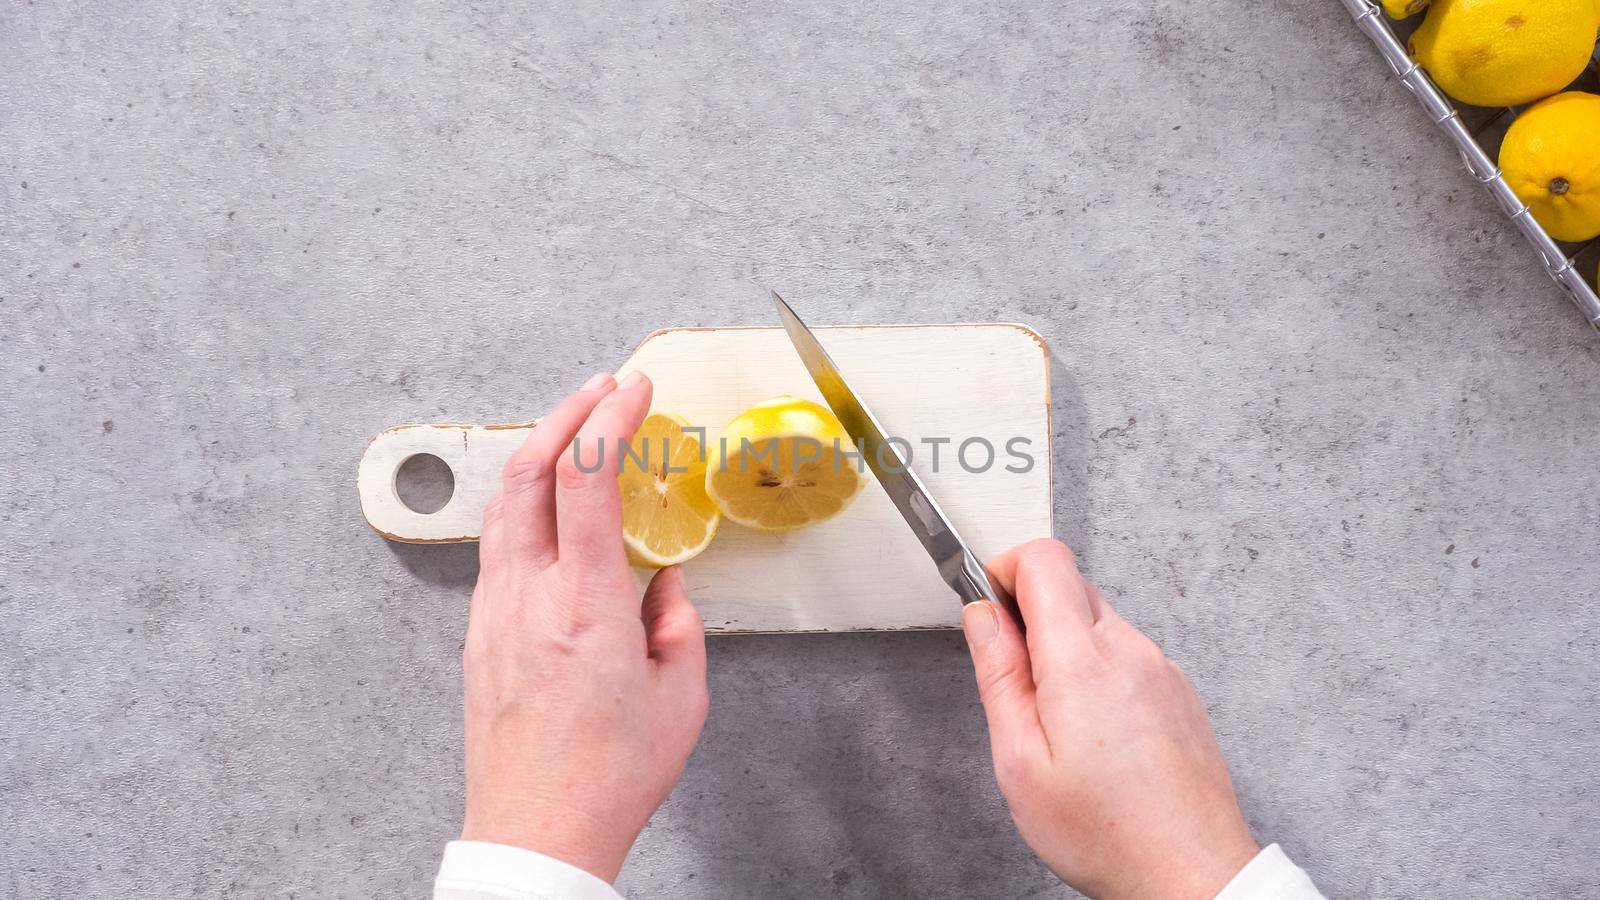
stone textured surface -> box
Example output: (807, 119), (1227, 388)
(4, 1), (1599, 897)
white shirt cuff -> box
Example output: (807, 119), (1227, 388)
(433, 840), (623, 900)
(1214, 843), (1324, 900)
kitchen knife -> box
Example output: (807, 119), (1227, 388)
(770, 292), (1021, 624)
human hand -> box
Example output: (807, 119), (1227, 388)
(459, 371), (709, 882)
(963, 539), (1258, 899)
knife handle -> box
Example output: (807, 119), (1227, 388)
(993, 584), (1026, 633)
(956, 552), (1026, 633)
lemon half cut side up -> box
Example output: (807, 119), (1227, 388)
(705, 396), (868, 532)
(618, 412), (720, 568)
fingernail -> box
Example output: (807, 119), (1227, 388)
(962, 601), (999, 646)
(583, 372), (614, 391)
(619, 371), (647, 390)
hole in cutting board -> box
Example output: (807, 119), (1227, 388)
(396, 453), (455, 515)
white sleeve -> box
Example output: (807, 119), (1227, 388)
(1214, 844), (1324, 900)
(433, 840), (624, 900)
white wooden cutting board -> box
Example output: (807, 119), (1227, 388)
(358, 324), (1054, 633)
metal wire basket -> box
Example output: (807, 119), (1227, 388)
(1341, 0), (1600, 333)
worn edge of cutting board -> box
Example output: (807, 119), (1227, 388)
(358, 323), (1054, 633)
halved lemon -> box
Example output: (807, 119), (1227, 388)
(618, 412), (720, 568)
(705, 396), (867, 532)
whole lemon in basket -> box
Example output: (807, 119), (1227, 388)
(705, 396), (866, 532)
(1500, 92), (1600, 243)
(1409, 0), (1599, 108)
(1382, 0), (1431, 19)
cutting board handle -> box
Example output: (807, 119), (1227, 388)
(357, 422), (536, 543)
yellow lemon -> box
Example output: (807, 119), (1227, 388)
(618, 412), (720, 568)
(1383, 0), (1431, 19)
(1409, 0), (1598, 108)
(704, 396), (866, 532)
(1500, 92), (1600, 242)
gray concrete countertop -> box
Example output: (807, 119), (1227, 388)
(4, 2), (1598, 897)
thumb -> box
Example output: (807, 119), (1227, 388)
(962, 600), (1048, 757)
(642, 566), (706, 676)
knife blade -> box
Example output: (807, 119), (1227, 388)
(770, 292), (1018, 620)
